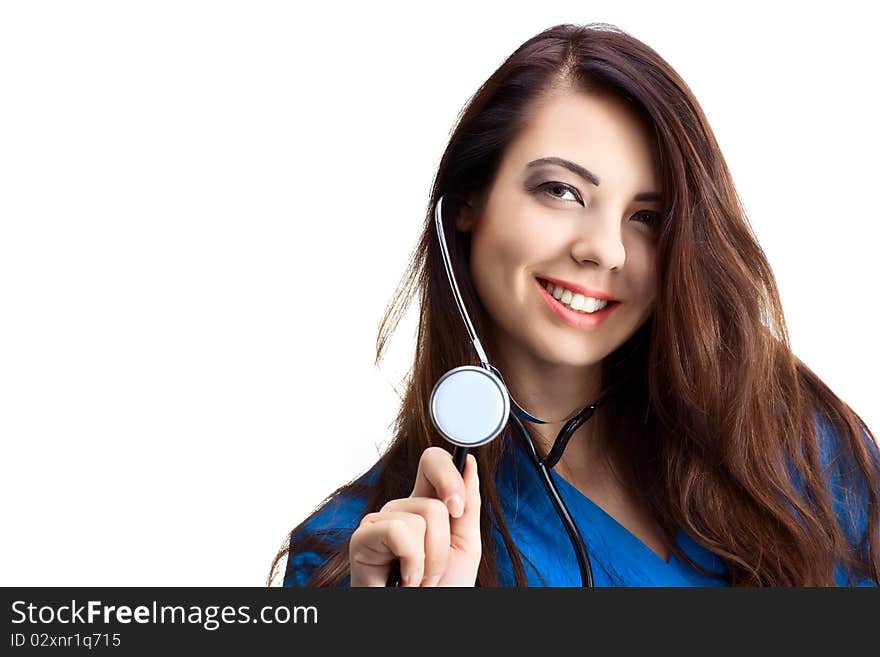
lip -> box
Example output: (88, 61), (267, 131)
(535, 278), (621, 329)
(536, 276), (619, 301)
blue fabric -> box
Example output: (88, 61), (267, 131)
(812, 413), (879, 586)
(489, 434), (729, 586)
(283, 464), (380, 588)
(284, 415), (878, 587)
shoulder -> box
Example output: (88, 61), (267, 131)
(283, 457), (385, 587)
(811, 411), (880, 586)
(812, 411), (879, 526)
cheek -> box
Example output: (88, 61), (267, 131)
(467, 225), (528, 322)
(629, 245), (658, 302)
(475, 211), (558, 267)
(468, 229), (510, 302)
(471, 219), (516, 271)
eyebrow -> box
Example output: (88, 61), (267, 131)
(525, 157), (663, 203)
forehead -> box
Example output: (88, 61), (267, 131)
(503, 91), (661, 187)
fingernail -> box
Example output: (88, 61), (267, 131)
(445, 494), (464, 518)
(421, 574), (441, 587)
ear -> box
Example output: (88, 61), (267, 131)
(454, 195), (477, 232)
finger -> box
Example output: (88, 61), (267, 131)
(450, 454), (481, 550)
(351, 512), (426, 587)
(380, 497), (451, 585)
(411, 447), (467, 518)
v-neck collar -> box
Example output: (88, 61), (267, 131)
(548, 467), (677, 566)
(498, 431), (730, 585)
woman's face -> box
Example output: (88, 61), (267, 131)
(458, 90), (662, 374)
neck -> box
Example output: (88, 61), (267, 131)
(488, 332), (610, 484)
(492, 348), (604, 425)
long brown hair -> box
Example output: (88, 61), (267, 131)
(268, 22), (879, 586)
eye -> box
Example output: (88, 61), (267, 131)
(537, 181), (583, 205)
(632, 211), (660, 226)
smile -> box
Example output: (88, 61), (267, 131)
(535, 278), (621, 329)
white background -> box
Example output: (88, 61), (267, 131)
(1, 1), (876, 586)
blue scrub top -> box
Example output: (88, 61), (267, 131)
(283, 413), (879, 587)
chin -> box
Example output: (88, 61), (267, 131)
(537, 343), (610, 370)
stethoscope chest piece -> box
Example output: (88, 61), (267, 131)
(429, 365), (510, 448)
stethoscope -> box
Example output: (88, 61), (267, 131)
(386, 193), (600, 587)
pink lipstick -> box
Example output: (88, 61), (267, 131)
(535, 278), (621, 329)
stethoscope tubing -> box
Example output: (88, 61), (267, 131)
(384, 194), (596, 587)
(509, 412), (594, 587)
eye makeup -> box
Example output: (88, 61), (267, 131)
(523, 170), (582, 198)
(523, 158), (664, 204)
(524, 174), (663, 226)
(535, 181), (583, 204)
(523, 170), (554, 191)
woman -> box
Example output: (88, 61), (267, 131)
(269, 22), (879, 587)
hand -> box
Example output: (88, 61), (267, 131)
(349, 447), (481, 586)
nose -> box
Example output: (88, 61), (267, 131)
(569, 212), (627, 271)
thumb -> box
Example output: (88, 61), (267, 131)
(450, 454), (481, 545)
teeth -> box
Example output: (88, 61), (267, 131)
(542, 280), (609, 314)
